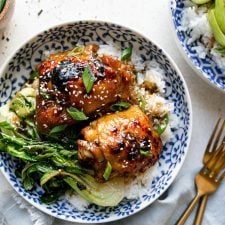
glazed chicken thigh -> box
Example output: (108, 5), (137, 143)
(77, 105), (162, 180)
(36, 44), (135, 133)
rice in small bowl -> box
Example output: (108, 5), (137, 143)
(170, 0), (225, 92)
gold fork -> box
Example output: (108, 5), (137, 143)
(194, 119), (225, 225)
(176, 128), (225, 225)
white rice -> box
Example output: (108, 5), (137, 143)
(179, 5), (211, 44)
(98, 44), (145, 71)
(97, 44), (121, 59)
(179, 1), (225, 69)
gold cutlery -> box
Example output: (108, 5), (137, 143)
(176, 119), (225, 225)
(194, 119), (225, 225)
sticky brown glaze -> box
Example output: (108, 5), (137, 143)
(77, 105), (162, 181)
(36, 44), (135, 133)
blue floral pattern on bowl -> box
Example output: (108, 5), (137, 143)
(170, 0), (225, 92)
(0, 21), (192, 223)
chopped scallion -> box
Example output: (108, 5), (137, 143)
(157, 114), (169, 135)
(140, 149), (151, 157)
(30, 70), (39, 80)
(67, 107), (88, 121)
(82, 66), (95, 94)
(103, 161), (112, 180)
(49, 124), (68, 136)
(110, 102), (131, 112)
(67, 46), (85, 56)
(121, 47), (132, 61)
(139, 96), (147, 111)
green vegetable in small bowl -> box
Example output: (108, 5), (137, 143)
(0, 0), (15, 29)
(192, 0), (225, 48)
(0, 0), (6, 13)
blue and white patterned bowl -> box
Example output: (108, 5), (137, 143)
(0, 21), (192, 223)
(170, 0), (225, 92)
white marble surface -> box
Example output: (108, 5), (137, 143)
(0, 0), (225, 225)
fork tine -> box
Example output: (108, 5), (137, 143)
(209, 147), (225, 178)
(205, 142), (225, 170)
(218, 169), (225, 182)
(211, 120), (225, 151)
(204, 118), (221, 155)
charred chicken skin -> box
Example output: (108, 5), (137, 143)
(36, 44), (135, 133)
(77, 105), (162, 181)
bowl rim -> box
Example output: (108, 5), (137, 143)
(0, 19), (193, 223)
(169, 0), (225, 93)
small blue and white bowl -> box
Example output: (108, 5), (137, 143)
(0, 21), (192, 223)
(170, 0), (225, 92)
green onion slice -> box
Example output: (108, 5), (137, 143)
(30, 70), (39, 80)
(121, 47), (132, 61)
(82, 66), (95, 94)
(140, 149), (151, 157)
(103, 161), (112, 181)
(40, 90), (52, 100)
(67, 107), (88, 121)
(67, 46), (85, 56)
(157, 114), (169, 135)
(49, 124), (68, 135)
(139, 96), (147, 111)
(110, 102), (131, 112)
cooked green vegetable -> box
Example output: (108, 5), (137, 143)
(49, 125), (68, 136)
(121, 47), (132, 61)
(110, 102), (131, 111)
(0, 117), (125, 206)
(64, 174), (124, 207)
(67, 107), (88, 121)
(24, 119), (40, 140)
(208, 9), (225, 47)
(10, 87), (36, 118)
(82, 66), (95, 94)
(157, 114), (169, 135)
(0, 121), (14, 130)
(0, 0), (6, 13)
(103, 161), (112, 181)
